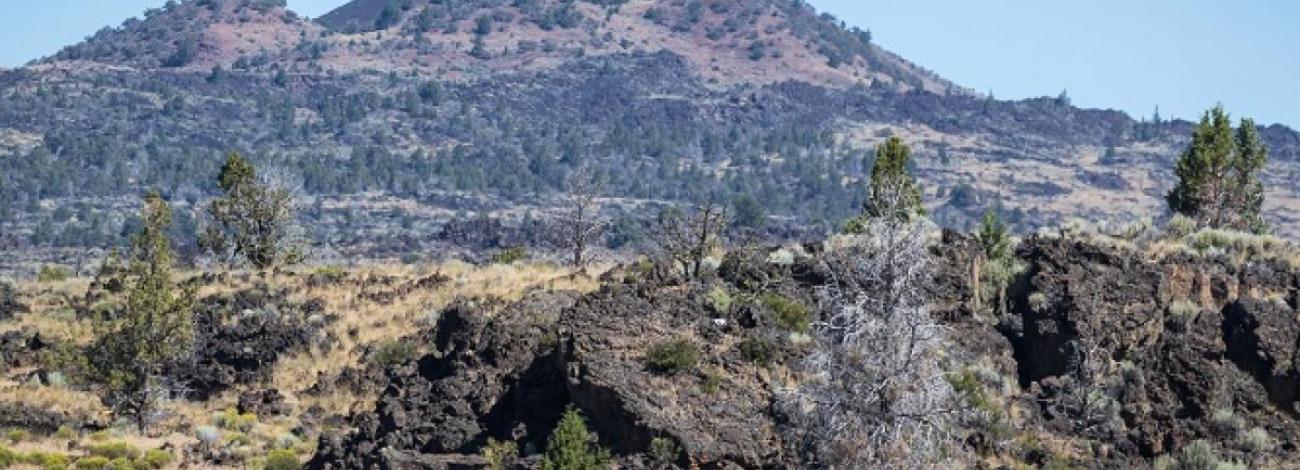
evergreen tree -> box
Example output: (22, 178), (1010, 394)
(977, 209), (1011, 262)
(200, 153), (301, 270)
(1166, 106), (1269, 231)
(541, 408), (609, 470)
(864, 136), (925, 221)
(92, 191), (196, 431)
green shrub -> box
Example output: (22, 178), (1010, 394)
(648, 437), (681, 465)
(699, 370), (721, 395)
(54, 425), (77, 440)
(88, 430), (111, 442)
(108, 457), (134, 470)
(371, 340), (418, 367)
(491, 247), (527, 264)
(482, 438), (518, 470)
(761, 293), (810, 333)
(87, 442), (141, 460)
(1244, 427), (1275, 454)
(215, 408), (258, 432)
(138, 449), (173, 469)
(37, 265), (72, 283)
(0, 446), (16, 467)
(706, 286), (732, 315)
(541, 408), (609, 470)
(644, 337), (700, 375)
(737, 337), (775, 366)
(4, 429), (28, 443)
(75, 456), (112, 469)
(23, 451), (70, 469)
(264, 449), (301, 470)
(1165, 213), (1199, 239)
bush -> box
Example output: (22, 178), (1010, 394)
(371, 340), (418, 367)
(5, 429), (28, 443)
(738, 337), (775, 366)
(649, 437), (681, 465)
(138, 449), (174, 469)
(706, 286), (732, 315)
(54, 425), (77, 440)
(75, 456), (112, 469)
(1243, 427), (1275, 454)
(644, 337), (700, 375)
(761, 293), (810, 333)
(87, 442), (141, 460)
(491, 247), (527, 264)
(482, 438), (518, 470)
(264, 449), (301, 470)
(37, 265), (72, 283)
(108, 458), (134, 470)
(0, 446), (15, 467)
(215, 408), (258, 432)
(196, 426), (222, 447)
(23, 451), (69, 469)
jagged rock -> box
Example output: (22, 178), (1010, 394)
(176, 287), (330, 399)
(237, 388), (292, 417)
(310, 291), (580, 470)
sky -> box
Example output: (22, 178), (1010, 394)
(1, 1), (1297, 128)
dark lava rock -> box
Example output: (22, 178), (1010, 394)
(310, 291), (580, 470)
(176, 286), (330, 399)
(238, 388), (292, 417)
(0, 282), (28, 321)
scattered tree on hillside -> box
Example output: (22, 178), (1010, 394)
(1166, 106), (1269, 232)
(541, 408), (610, 470)
(90, 191), (196, 431)
(199, 153), (302, 270)
(559, 169), (605, 269)
(865, 136), (925, 221)
(649, 201), (729, 280)
(976, 209), (1019, 315)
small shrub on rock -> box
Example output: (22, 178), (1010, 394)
(761, 293), (810, 333)
(738, 336), (775, 366)
(482, 438), (518, 470)
(707, 286), (732, 315)
(649, 437), (681, 466)
(263, 449), (301, 470)
(644, 337), (700, 375)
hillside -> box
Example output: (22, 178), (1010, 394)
(1, 0), (1299, 276)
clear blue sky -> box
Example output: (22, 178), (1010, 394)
(2, 1), (1297, 128)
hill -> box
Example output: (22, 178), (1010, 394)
(1, 0), (1299, 275)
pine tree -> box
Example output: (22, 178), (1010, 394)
(864, 136), (925, 221)
(977, 209), (1011, 262)
(541, 408), (610, 470)
(92, 191), (196, 431)
(1166, 106), (1269, 231)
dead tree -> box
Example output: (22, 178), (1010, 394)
(560, 169), (605, 269)
(786, 212), (968, 468)
(648, 201), (729, 280)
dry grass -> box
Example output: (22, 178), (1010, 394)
(0, 260), (607, 468)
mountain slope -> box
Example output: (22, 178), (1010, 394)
(2, 0), (1300, 273)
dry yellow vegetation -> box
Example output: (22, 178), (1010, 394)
(0, 260), (606, 469)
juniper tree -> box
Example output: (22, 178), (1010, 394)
(541, 408), (609, 470)
(92, 191), (196, 431)
(200, 153), (301, 270)
(864, 136), (925, 221)
(1166, 106), (1269, 232)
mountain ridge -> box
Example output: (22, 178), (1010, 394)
(2, 0), (1300, 274)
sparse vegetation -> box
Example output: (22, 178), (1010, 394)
(482, 438), (518, 470)
(761, 293), (811, 333)
(644, 337), (700, 375)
